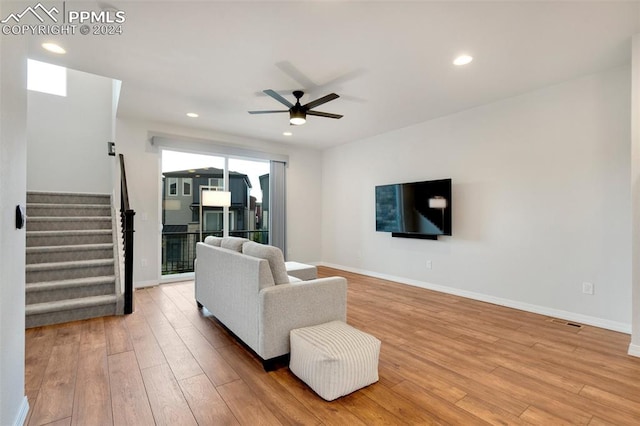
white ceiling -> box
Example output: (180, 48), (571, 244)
(27, 1), (640, 149)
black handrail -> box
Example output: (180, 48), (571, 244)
(119, 154), (135, 314)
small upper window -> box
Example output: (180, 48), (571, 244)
(168, 177), (177, 196)
(208, 178), (223, 190)
(27, 59), (67, 97)
(182, 178), (192, 196)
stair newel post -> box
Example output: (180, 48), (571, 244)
(119, 153), (135, 315)
(123, 209), (135, 314)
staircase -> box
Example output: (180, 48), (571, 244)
(26, 192), (123, 328)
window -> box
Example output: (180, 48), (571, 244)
(208, 178), (224, 190)
(182, 178), (192, 196)
(27, 59), (67, 97)
(204, 211), (235, 231)
(168, 177), (177, 196)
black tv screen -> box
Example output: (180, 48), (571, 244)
(376, 178), (452, 237)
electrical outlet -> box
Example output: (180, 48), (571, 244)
(141, 258), (148, 268)
(582, 282), (594, 295)
(426, 260), (432, 269)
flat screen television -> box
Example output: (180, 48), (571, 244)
(375, 178), (452, 239)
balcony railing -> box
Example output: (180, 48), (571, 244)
(162, 230), (269, 275)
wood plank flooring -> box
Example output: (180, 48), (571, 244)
(25, 266), (640, 425)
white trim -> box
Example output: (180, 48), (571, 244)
(629, 343), (640, 357)
(13, 396), (29, 426)
(161, 272), (194, 284)
(318, 262), (632, 334)
(150, 134), (289, 163)
(134, 279), (159, 289)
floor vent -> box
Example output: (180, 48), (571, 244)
(548, 318), (583, 329)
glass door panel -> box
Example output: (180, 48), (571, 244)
(161, 150), (225, 275)
(228, 158), (270, 244)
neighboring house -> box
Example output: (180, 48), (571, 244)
(161, 167), (262, 273)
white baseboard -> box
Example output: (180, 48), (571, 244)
(135, 273), (196, 289)
(319, 262), (632, 334)
(629, 343), (640, 357)
(13, 396), (29, 426)
(160, 272), (194, 284)
(134, 279), (159, 289)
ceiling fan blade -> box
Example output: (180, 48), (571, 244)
(248, 110), (288, 114)
(306, 110), (343, 119)
(303, 93), (339, 110)
(263, 89), (294, 108)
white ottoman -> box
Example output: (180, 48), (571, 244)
(285, 261), (317, 281)
(289, 321), (381, 401)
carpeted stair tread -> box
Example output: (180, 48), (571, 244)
(27, 191), (110, 204)
(27, 243), (114, 253)
(26, 275), (116, 292)
(27, 229), (112, 236)
(26, 294), (117, 315)
(26, 258), (114, 272)
(27, 203), (112, 209)
(27, 216), (111, 222)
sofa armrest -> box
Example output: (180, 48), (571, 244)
(258, 277), (347, 359)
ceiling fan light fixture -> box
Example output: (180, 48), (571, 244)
(289, 110), (306, 125)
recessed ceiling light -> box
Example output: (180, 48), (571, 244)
(186, 112), (199, 118)
(283, 132), (293, 136)
(453, 55), (473, 66)
(42, 43), (65, 54)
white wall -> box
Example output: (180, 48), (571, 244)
(322, 67), (632, 332)
(27, 68), (114, 193)
(115, 118), (323, 287)
(0, 24), (29, 426)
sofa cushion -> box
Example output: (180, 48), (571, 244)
(221, 236), (250, 252)
(204, 236), (222, 247)
(242, 241), (290, 284)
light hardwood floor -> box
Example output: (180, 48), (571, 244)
(25, 266), (640, 425)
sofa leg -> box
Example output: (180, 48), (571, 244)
(262, 354), (289, 372)
(196, 301), (203, 309)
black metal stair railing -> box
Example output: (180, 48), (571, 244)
(119, 154), (135, 314)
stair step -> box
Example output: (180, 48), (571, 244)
(27, 216), (112, 231)
(27, 229), (113, 247)
(27, 243), (114, 264)
(27, 191), (110, 205)
(24, 191), (122, 327)
(26, 294), (118, 328)
(26, 258), (114, 283)
(27, 203), (111, 218)
(26, 275), (116, 304)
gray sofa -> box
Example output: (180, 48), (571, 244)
(194, 237), (347, 368)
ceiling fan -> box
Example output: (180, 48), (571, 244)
(248, 89), (343, 125)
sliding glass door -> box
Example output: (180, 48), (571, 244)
(161, 151), (273, 276)
(161, 150), (226, 275)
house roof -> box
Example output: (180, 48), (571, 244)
(163, 168), (252, 188)
(24, 2), (640, 149)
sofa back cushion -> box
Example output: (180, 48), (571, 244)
(221, 236), (250, 252)
(204, 236), (222, 247)
(242, 241), (290, 284)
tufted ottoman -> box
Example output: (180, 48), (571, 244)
(289, 320), (381, 401)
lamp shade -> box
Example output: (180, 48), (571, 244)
(428, 197), (447, 209)
(202, 190), (231, 207)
